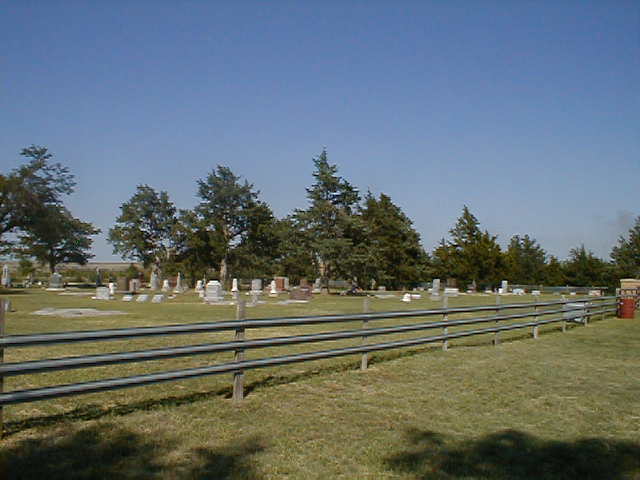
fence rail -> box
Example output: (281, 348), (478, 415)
(0, 296), (619, 430)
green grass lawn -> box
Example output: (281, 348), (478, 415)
(0, 288), (638, 479)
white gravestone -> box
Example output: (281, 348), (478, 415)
(444, 287), (459, 297)
(269, 280), (278, 297)
(108, 282), (117, 296)
(501, 280), (508, 293)
(283, 277), (290, 290)
(129, 279), (140, 293)
(151, 294), (165, 303)
(174, 273), (184, 293)
(205, 280), (224, 303)
(122, 295), (134, 302)
(161, 279), (170, 292)
(402, 293), (411, 302)
(532, 290), (541, 296)
(49, 272), (64, 289)
(195, 280), (204, 292)
(95, 287), (110, 300)
(251, 279), (262, 293)
(432, 278), (440, 293)
(1, 264), (10, 288)
(150, 271), (159, 290)
(136, 294), (149, 302)
(231, 278), (239, 299)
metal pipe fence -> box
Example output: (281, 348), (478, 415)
(0, 296), (619, 433)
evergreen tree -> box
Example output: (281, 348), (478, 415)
(504, 234), (547, 284)
(358, 192), (428, 289)
(564, 245), (610, 286)
(295, 149), (360, 288)
(544, 255), (566, 286)
(611, 216), (640, 278)
(442, 206), (503, 289)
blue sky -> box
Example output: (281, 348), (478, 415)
(1, 1), (638, 261)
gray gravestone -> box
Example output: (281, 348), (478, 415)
(96, 287), (110, 300)
(122, 294), (134, 302)
(205, 280), (224, 302)
(161, 279), (170, 292)
(49, 272), (63, 289)
(251, 279), (262, 292)
(501, 280), (508, 294)
(129, 279), (140, 293)
(1, 264), (10, 288)
(432, 278), (440, 293)
(151, 294), (165, 303)
(150, 271), (159, 290)
(136, 294), (149, 302)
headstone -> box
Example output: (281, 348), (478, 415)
(402, 293), (411, 302)
(299, 278), (309, 287)
(312, 278), (322, 294)
(129, 279), (140, 293)
(290, 286), (312, 301)
(95, 267), (101, 287)
(531, 290), (541, 296)
(570, 292), (576, 296)
(95, 287), (110, 300)
(274, 277), (286, 292)
(108, 282), (117, 296)
(205, 280), (224, 303)
(588, 290), (601, 296)
(378, 286), (387, 291)
(195, 280), (204, 292)
(1, 264), (11, 287)
(513, 288), (525, 295)
(151, 294), (165, 303)
(161, 279), (170, 292)
(174, 273), (185, 293)
(269, 280), (278, 297)
(136, 294), (149, 302)
(122, 294), (134, 302)
(284, 277), (290, 290)
(150, 271), (159, 290)
(251, 279), (262, 293)
(501, 280), (508, 293)
(444, 287), (459, 297)
(117, 277), (128, 291)
(231, 278), (239, 292)
(49, 272), (64, 289)
(2, 300), (11, 312)
(410, 294), (421, 299)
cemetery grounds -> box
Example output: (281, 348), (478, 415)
(0, 289), (638, 479)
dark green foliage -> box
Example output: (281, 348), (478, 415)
(544, 255), (566, 286)
(18, 205), (100, 273)
(564, 245), (611, 287)
(611, 216), (640, 278)
(1, 146), (75, 252)
(195, 165), (273, 285)
(504, 234), (547, 284)
(108, 185), (178, 273)
(356, 192), (429, 289)
(434, 206), (503, 289)
(294, 149), (361, 287)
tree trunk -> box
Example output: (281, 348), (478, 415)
(219, 256), (228, 287)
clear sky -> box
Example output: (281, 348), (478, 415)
(1, 1), (638, 261)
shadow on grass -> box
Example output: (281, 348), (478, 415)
(0, 423), (264, 480)
(385, 428), (640, 480)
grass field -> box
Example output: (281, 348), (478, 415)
(0, 288), (638, 479)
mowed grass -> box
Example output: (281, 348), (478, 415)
(0, 288), (638, 479)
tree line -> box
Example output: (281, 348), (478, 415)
(2, 145), (639, 290)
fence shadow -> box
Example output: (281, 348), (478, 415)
(385, 428), (640, 480)
(0, 423), (264, 480)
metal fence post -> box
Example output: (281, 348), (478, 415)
(361, 297), (370, 370)
(233, 299), (246, 403)
(493, 294), (500, 345)
(0, 299), (5, 438)
(442, 296), (449, 351)
(533, 297), (539, 339)
(561, 296), (567, 332)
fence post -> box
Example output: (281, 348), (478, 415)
(233, 299), (246, 403)
(583, 299), (589, 326)
(0, 299), (4, 439)
(561, 296), (567, 333)
(361, 297), (371, 370)
(442, 296), (449, 351)
(533, 297), (539, 339)
(493, 294), (500, 345)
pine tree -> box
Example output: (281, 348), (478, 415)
(611, 216), (640, 278)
